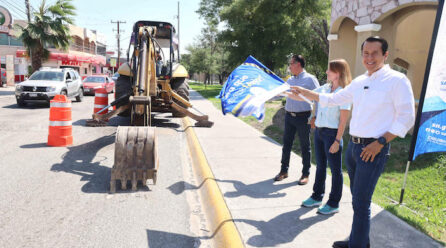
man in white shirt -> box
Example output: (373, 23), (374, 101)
(289, 36), (415, 248)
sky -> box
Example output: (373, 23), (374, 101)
(10, 0), (205, 54)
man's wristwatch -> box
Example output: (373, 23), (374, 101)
(377, 136), (387, 145)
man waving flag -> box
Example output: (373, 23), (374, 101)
(218, 56), (290, 121)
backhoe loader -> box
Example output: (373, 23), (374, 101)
(87, 21), (213, 192)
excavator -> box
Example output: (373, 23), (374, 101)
(87, 21), (213, 193)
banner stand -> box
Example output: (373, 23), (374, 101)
(399, 0), (445, 205)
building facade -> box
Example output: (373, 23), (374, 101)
(0, 5), (107, 85)
(328, 0), (439, 101)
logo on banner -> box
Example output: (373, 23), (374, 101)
(412, 3), (446, 160)
(219, 56), (290, 120)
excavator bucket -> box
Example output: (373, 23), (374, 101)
(110, 126), (158, 193)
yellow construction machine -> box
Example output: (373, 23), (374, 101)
(87, 21), (213, 193)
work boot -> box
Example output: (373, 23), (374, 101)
(274, 172), (288, 181)
(332, 240), (370, 248)
(297, 175), (309, 185)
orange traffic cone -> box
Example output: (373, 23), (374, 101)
(48, 95), (73, 146)
(94, 87), (109, 115)
(113, 91), (116, 111)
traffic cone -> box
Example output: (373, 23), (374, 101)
(48, 95), (73, 147)
(94, 87), (109, 115)
(113, 91), (116, 110)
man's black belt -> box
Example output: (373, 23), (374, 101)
(351, 136), (376, 145)
(287, 111), (311, 117)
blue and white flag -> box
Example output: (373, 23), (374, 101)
(218, 56), (289, 121)
(411, 1), (446, 160)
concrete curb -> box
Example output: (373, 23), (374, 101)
(182, 117), (245, 248)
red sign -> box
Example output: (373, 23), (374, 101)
(62, 60), (82, 66)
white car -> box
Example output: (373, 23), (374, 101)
(15, 68), (84, 106)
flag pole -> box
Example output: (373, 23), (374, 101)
(399, 161), (412, 204)
(399, 0), (444, 204)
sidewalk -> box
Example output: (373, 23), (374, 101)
(187, 90), (443, 248)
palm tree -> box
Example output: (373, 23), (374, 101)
(16, 0), (76, 72)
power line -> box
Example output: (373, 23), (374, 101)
(0, 1), (26, 19)
(2, 1), (26, 19)
(1, 0), (27, 16)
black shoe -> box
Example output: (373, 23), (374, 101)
(297, 175), (309, 185)
(274, 172), (288, 181)
(332, 240), (370, 248)
(332, 241), (348, 248)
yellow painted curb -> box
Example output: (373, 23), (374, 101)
(182, 117), (244, 248)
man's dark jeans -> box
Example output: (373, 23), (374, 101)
(280, 111), (311, 176)
(346, 140), (390, 248)
(311, 127), (343, 208)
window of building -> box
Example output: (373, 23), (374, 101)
(393, 58), (409, 75)
(0, 33), (9, 45)
(10, 36), (23, 46)
(92, 66), (96, 73)
(84, 68), (87, 74)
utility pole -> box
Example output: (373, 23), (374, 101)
(177, 1), (180, 61)
(111, 20), (126, 68)
(25, 0), (32, 72)
(25, 0), (31, 22)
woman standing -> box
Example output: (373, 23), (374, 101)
(299, 59), (352, 214)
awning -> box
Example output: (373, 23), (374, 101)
(15, 50), (106, 65)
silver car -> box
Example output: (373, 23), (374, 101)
(15, 68), (84, 106)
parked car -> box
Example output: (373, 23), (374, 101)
(15, 67), (84, 106)
(82, 75), (115, 95)
(1, 68), (6, 87)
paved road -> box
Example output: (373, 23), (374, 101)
(0, 89), (210, 248)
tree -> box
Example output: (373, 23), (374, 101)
(183, 17), (231, 85)
(197, 0), (331, 80)
(15, 0), (76, 72)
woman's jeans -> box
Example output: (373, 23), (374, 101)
(346, 140), (390, 248)
(311, 127), (343, 208)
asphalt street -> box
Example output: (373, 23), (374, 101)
(0, 88), (211, 248)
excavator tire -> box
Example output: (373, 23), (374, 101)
(115, 75), (133, 117)
(110, 126), (158, 193)
(171, 77), (190, 117)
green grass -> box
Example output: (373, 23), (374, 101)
(190, 81), (446, 244)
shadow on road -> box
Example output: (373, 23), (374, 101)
(216, 178), (296, 198)
(50, 134), (116, 194)
(235, 207), (333, 247)
(166, 180), (211, 195)
(147, 229), (200, 248)
(2, 103), (49, 109)
(0, 91), (14, 96)
(167, 177), (294, 198)
(20, 142), (48, 148)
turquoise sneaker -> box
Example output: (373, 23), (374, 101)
(301, 197), (322, 207)
(317, 204), (339, 215)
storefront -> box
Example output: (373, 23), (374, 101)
(0, 5), (107, 84)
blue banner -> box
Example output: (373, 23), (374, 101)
(218, 56), (289, 120)
(412, 2), (446, 160)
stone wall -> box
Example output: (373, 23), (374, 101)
(331, 0), (438, 26)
